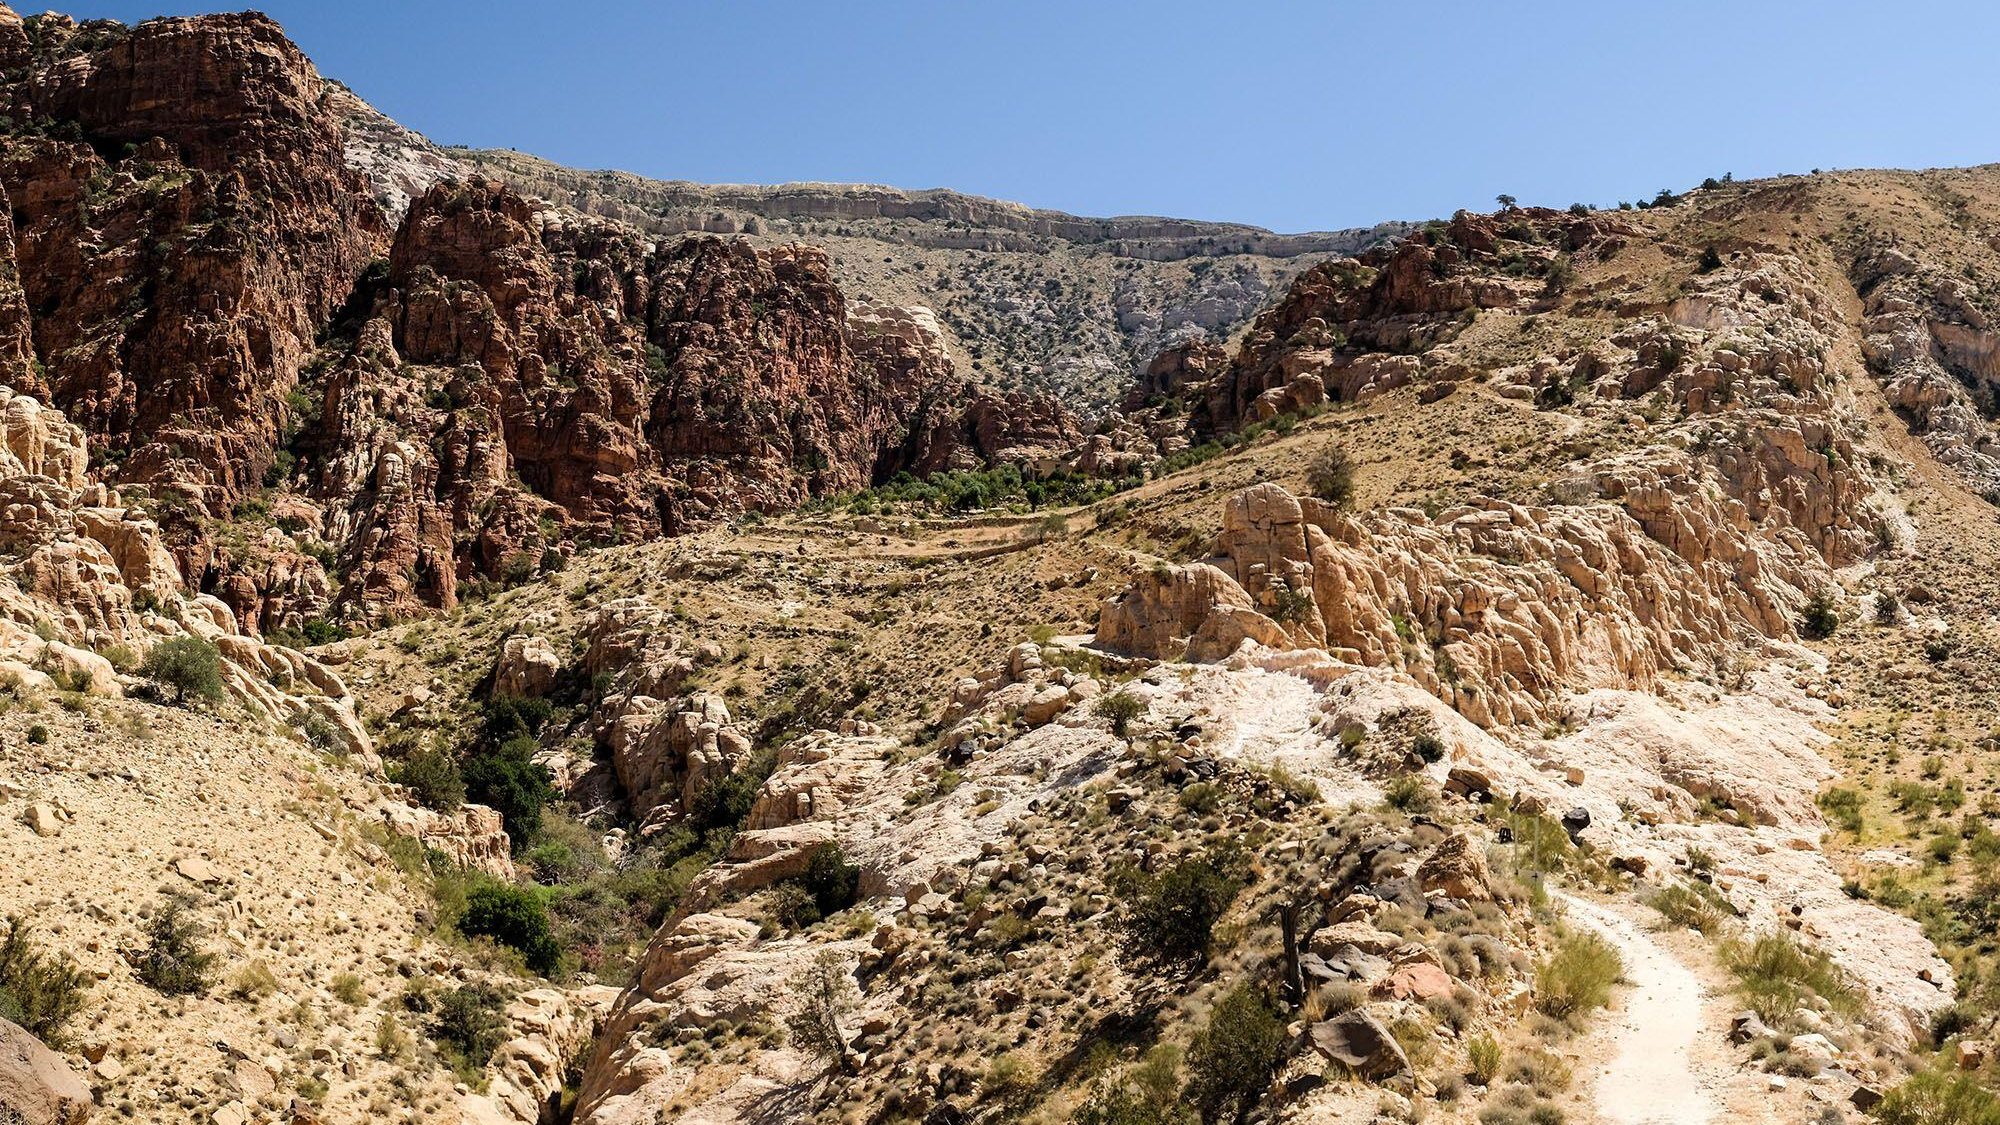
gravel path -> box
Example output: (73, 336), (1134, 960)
(1558, 892), (1718, 1125)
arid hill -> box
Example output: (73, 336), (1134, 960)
(11, 6), (2000, 1125)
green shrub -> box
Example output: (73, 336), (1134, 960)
(800, 844), (860, 920)
(1114, 851), (1243, 968)
(1467, 1032), (1503, 1085)
(25, 723), (47, 745)
(458, 882), (560, 976)
(1723, 934), (1858, 1025)
(1182, 984), (1285, 1125)
(1799, 589), (1840, 640)
(1534, 930), (1621, 1019)
(0, 917), (89, 1044)
(1306, 447), (1356, 508)
(140, 636), (224, 705)
(1095, 692), (1144, 737)
(392, 744), (466, 811)
(687, 750), (776, 835)
(136, 895), (217, 996)
(462, 736), (553, 847)
(1874, 1069), (2000, 1125)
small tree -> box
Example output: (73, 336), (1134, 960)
(1115, 852), (1243, 968)
(1495, 193), (1518, 210)
(1800, 589), (1840, 640)
(1306, 447), (1355, 508)
(141, 636), (224, 706)
(458, 882), (560, 976)
(785, 949), (858, 1075)
(1182, 984), (1286, 1125)
(136, 895), (217, 996)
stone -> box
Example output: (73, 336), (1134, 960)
(1308, 1011), (1409, 1080)
(1416, 832), (1491, 901)
(21, 804), (60, 838)
(0, 1015), (92, 1124)
(172, 856), (225, 885)
(1373, 962), (1453, 1003)
(494, 634), (561, 698)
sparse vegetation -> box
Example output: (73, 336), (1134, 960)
(140, 635), (224, 705)
(1534, 930), (1621, 1020)
(136, 894), (218, 996)
(0, 916), (89, 1044)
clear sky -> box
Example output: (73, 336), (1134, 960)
(61, 0), (2000, 233)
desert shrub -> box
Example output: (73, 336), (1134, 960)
(1724, 934), (1858, 1025)
(140, 636), (223, 705)
(1182, 984), (1285, 1125)
(1306, 447), (1356, 508)
(1114, 851), (1243, 968)
(458, 881), (560, 976)
(462, 736), (553, 847)
(330, 972), (366, 1006)
(1382, 774), (1436, 814)
(1095, 691), (1144, 737)
(1800, 589), (1840, 640)
(786, 949), (858, 1075)
(416, 983), (507, 1080)
(1467, 1032), (1503, 1085)
(1178, 783), (1223, 816)
(392, 743), (466, 811)
(1647, 881), (1734, 934)
(25, 723), (47, 745)
(1873, 1069), (2000, 1125)
(1534, 930), (1621, 1019)
(0, 917), (89, 1044)
(230, 960), (279, 1002)
(136, 895), (217, 996)
(1073, 1044), (1191, 1125)
(1409, 714), (1447, 763)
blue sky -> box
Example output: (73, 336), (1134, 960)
(64, 1), (2000, 233)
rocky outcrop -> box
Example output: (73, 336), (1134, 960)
(0, 1015), (90, 1125)
(1854, 244), (2000, 495)
(1144, 208), (1634, 436)
(1101, 248), (1882, 728)
(0, 381), (373, 761)
(0, 8), (386, 520)
(578, 599), (752, 826)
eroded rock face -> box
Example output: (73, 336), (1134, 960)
(0, 9), (386, 516)
(1098, 478), (1824, 727)
(579, 599), (752, 827)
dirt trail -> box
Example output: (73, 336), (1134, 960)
(1558, 892), (1717, 1125)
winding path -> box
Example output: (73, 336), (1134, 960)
(1556, 893), (1717, 1125)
